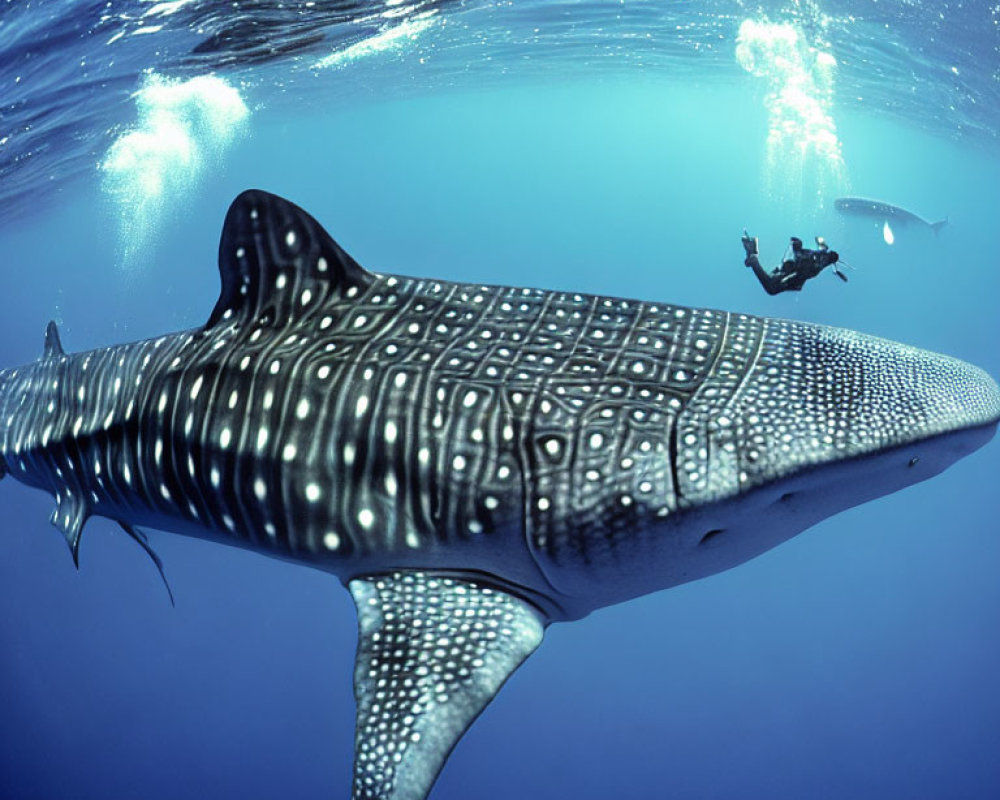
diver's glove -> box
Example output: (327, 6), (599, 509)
(742, 230), (759, 259)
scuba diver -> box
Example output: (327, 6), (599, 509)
(742, 231), (847, 295)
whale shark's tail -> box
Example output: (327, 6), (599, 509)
(931, 218), (948, 236)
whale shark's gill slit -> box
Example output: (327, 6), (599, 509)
(699, 528), (725, 545)
(667, 418), (681, 504)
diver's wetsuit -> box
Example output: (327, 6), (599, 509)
(743, 235), (841, 295)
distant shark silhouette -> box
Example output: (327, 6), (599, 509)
(1, 191), (997, 800)
(835, 196), (948, 236)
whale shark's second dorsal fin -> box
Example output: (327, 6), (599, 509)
(207, 190), (375, 331)
(43, 320), (64, 360)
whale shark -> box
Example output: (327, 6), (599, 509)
(1, 190), (998, 800)
(834, 196), (948, 236)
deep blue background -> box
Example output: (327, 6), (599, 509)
(1, 78), (999, 799)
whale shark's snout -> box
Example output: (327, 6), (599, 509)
(644, 316), (1000, 518)
(899, 348), (1000, 447)
(520, 311), (1000, 611)
(727, 320), (1000, 496)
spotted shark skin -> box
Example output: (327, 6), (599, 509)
(1, 190), (998, 800)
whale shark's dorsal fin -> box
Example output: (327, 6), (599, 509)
(43, 320), (64, 360)
(349, 572), (545, 799)
(207, 189), (375, 330)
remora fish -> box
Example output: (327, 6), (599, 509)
(1, 190), (997, 800)
(835, 196), (948, 235)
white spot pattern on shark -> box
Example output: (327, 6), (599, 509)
(0, 190), (997, 800)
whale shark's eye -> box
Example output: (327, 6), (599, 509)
(908, 457), (920, 467)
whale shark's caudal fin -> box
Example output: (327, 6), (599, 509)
(207, 189), (375, 331)
(349, 572), (545, 800)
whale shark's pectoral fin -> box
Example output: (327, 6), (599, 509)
(43, 320), (65, 360)
(348, 571), (545, 800)
(50, 492), (87, 566)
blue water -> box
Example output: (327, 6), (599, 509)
(2, 2), (999, 798)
